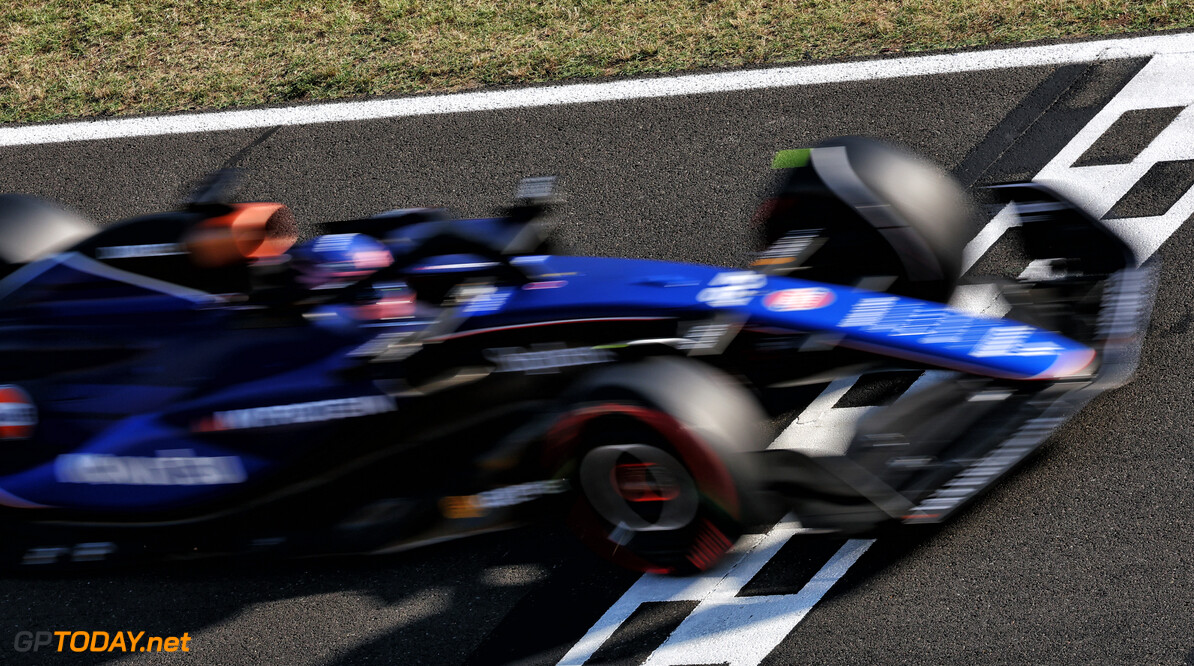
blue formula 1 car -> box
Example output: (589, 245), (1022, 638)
(0, 137), (1153, 574)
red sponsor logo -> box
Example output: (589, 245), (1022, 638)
(763, 288), (835, 312)
(0, 385), (37, 440)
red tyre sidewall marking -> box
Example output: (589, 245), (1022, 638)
(544, 404), (740, 517)
(545, 404), (741, 573)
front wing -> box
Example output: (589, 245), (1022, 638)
(757, 188), (1156, 532)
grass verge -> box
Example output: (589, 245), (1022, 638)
(2, 0), (1192, 124)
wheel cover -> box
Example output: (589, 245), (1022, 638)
(545, 403), (743, 573)
(544, 404), (740, 517)
(579, 444), (699, 532)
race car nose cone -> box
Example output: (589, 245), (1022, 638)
(1030, 347), (1098, 380)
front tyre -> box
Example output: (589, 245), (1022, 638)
(545, 360), (767, 574)
(754, 136), (978, 303)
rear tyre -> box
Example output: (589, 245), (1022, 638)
(0, 195), (95, 273)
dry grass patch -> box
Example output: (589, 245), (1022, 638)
(1, 0), (1192, 123)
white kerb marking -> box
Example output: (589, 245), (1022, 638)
(5, 32), (1194, 147)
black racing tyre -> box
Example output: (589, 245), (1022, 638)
(543, 358), (768, 575)
(0, 195), (95, 272)
(754, 136), (978, 303)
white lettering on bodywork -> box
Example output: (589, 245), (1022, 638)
(55, 449), (247, 485)
(485, 345), (614, 374)
(206, 395), (397, 431)
(696, 272), (767, 307)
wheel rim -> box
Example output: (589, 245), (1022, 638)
(579, 443), (699, 533)
(545, 403), (743, 573)
(544, 404), (740, 517)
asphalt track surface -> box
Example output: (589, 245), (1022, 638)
(0, 37), (1193, 665)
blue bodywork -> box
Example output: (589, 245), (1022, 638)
(0, 237), (1095, 515)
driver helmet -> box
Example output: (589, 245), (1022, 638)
(288, 233), (393, 289)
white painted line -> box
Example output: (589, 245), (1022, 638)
(962, 203), (1019, 273)
(902, 369), (955, 397)
(960, 52), (1194, 275)
(642, 538), (874, 666)
(557, 527), (796, 665)
(1035, 51), (1194, 262)
(774, 374), (858, 431)
(557, 519), (874, 666)
(962, 51), (1194, 284)
(5, 32), (1194, 147)
(956, 53), (1194, 314)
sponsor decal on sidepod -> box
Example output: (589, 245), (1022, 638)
(484, 345), (615, 374)
(194, 395), (397, 432)
(55, 450), (246, 486)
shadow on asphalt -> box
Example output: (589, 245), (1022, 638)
(0, 524), (637, 666)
